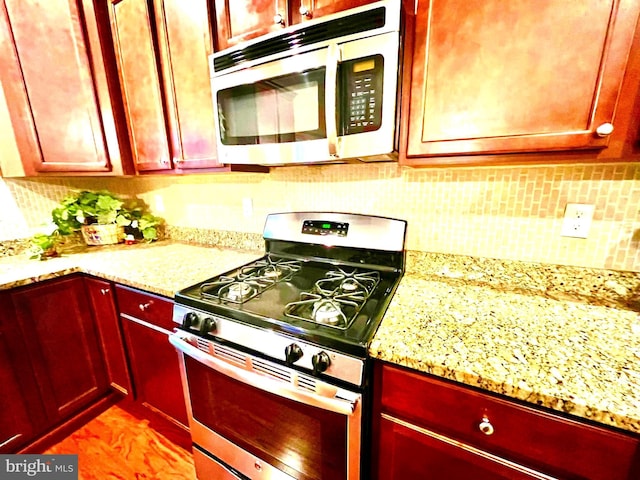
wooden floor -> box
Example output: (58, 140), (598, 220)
(44, 402), (196, 479)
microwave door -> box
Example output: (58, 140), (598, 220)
(212, 48), (333, 165)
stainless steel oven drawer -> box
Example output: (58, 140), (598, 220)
(193, 446), (246, 480)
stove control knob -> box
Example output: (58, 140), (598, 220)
(182, 312), (198, 329)
(312, 351), (331, 375)
(201, 317), (217, 335)
(284, 343), (303, 365)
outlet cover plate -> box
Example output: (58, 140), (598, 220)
(561, 203), (595, 238)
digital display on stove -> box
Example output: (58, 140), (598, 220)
(302, 220), (348, 237)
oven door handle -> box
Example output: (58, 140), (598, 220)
(170, 333), (360, 417)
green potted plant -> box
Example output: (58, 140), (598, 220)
(28, 230), (64, 260)
(50, 190), (162, 245)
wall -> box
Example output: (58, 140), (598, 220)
(2, 161), (639, 271)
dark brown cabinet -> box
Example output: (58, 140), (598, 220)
(0, 0), (133, 176)
(0, 293), (46, 453)
(213, 0), (377, 51)
(403, 0), (640, 163)
(108, 0), (224, 173)
(115, 285), (188, 428)
(378, 416), (547, 480)
(85, 277), (132, 395)
(12, 277), (109, 424)
(373, 361), (640, 480)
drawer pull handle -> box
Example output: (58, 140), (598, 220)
(100, 288), (110, 295)
(273, 13), (285, 26)
(595, 122), (614, 137)
(479, 417), (494, 436)
(139, 301), (153, 312)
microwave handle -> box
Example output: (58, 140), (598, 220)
(169, 332), (359, 416)
(325, 43), (340, 158)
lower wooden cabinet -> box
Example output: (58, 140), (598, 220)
(0, 293), (46, 453)
(1, 275), (188, 452)
(1, 276), (111, 452)
(85, 277), (132, 395)
(115, 285), (188, 428)
(12, 277), (110, 424)
(378, 415), (548, 480)
(373, 361), (640, 480)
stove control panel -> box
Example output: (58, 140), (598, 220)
(182, 311), (217, 335)
(173, 304), (364, 386)
(302, 220), (349, 237)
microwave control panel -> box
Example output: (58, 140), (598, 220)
(340, 55), (383, 135)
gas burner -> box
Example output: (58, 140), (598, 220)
(312, 298), (346, 326)
(238, 256), (302, 284)
(316, 268), (380, 300)
(284, 292), (360, 329)
(198, 256), (303, 304)
(223, 282), (257, 302)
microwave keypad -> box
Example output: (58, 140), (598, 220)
(350, 75), (377, 129)
(341, 56), (383, 135)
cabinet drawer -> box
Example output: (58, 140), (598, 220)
(378, 362), (640, 480)
(115, 285), (174, 331)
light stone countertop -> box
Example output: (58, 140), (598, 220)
(0, 241), (262, 297)
(2, 242), (640, 435)
(369, 274), (640, 435)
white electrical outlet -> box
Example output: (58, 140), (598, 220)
(561, 203), (595, 238)
(242, 197), (253, 217)
(154, 194), (165, 213)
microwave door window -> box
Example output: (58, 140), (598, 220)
(217, 69), (326, 145)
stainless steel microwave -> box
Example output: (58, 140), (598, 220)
(209, 0), (401, 165)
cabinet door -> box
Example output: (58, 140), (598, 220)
(155, 0), (221, 170)
(121, 318), (188, 427)
(109, 0), (172, 172)
(404, 0), (640, 161)
(214, 0), (288, 51)
(377, 415), (553, 480)
(292, 0), (378, 23)
(0, 294), (46, 453)
(12, 277), (109, 423)
(85, 278), (132, 395)
(0, 0), (132, 175)
(116, 286), (188, 427)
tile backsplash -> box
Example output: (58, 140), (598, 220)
(2, 161), (639, 271)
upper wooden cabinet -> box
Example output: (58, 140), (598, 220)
(403, 0), (640, 164)
(0, 0), (133, 176)
(108, 0), (224, 173)
(213, 0), (378, 51)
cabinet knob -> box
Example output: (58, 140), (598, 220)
(478, 416), (494, 436)
(299, 5), (312, 18)
(139, 301), (153, 312)
(99, 288), (110, 295)
(273, 13), (285, 26)
(595, 122), (614, 137)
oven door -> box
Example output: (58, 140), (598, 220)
(211, 31), (399, 165)
(169, 333), (362, 480)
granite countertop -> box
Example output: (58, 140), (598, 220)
(370, 253), (640, 435)
(0, 241), (262, 297)
(2, 242), (639, 436)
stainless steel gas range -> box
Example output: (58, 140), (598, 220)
(169, 212), (406, 480)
